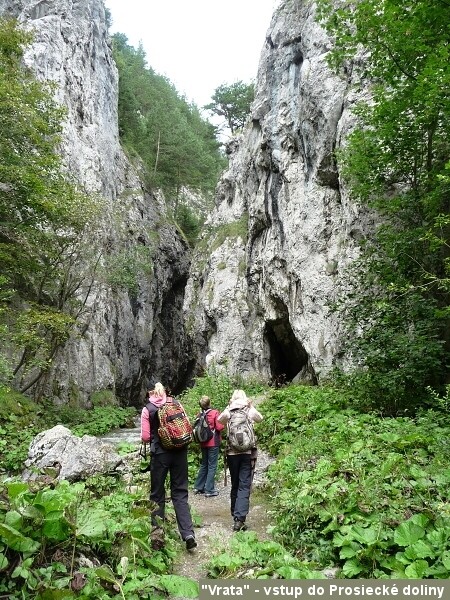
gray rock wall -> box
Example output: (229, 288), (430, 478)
(185, 0), (372, 383)
(0, 0), (191, 404)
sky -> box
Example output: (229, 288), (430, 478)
(103, 0), (281, 110)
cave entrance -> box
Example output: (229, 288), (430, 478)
(264, 316), (315, 385)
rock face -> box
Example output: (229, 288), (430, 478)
(184, 0), (371, 383)
(22, 425), (123, 482)
(0, 0), (192, 404)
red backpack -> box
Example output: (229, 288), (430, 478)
(148, 399), (192, 450)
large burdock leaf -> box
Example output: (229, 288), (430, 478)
(75, 509), (108, 539)
(394, 521), (425, 547)
(5, 482), (29, 499)
(404, 560), (429, 578)
(342, 559), (364, 578)
(0, 522), (40, 553)
(404, 539), (433, 560)
(43, 511), (70, 541)
(159, 575), (198, 598)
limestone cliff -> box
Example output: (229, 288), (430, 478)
(185, 0), (372, 383)
(0, 0), (191, 404)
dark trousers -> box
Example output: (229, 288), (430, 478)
(227, 453), (253, 521)
(194, 446), (220, 493)
(150, 448), (194, 540)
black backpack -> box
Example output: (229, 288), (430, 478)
(192, 409), (214, 443)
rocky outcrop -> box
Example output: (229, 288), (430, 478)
(22, 425), (124, 482)
(0, 0), (191, 404)
(185, 0), (372, 383)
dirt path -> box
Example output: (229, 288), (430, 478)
(173, 450), (275, 581)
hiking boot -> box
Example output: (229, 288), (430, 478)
(150, 527), (165, 550)
(193, 489), (204, 495)
(233, 518), (247, 532)
(205, 490), (219, 497)
(185, 535), (197, 551)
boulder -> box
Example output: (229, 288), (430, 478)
(22, 425), (124, 482)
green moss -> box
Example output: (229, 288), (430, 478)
(193, 214), (249, 279)
(102, 245), (154, 293)
(0, 385), (35, 419)
(90, 389), (118, 407)
(68, 378), (81, 406)
(211, 213), (249, 252)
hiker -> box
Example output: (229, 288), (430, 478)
(218, 389), (263, 531)
(193, 395), (225, 497)
(140, 382), (197, 551)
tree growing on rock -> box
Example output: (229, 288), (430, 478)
(204, 80), (255, 134)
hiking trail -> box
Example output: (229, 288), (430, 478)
(173, 449), (275, 582)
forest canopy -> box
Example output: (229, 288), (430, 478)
(317, 0), (450, 413)
(112, 33), (227, 199)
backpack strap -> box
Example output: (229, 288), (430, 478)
(203, 407), (212, 422)
(146, 402), (159, 453)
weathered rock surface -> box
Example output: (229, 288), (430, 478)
(1, 0), (374, 397)
(22, 425), (123, 481)
(0, 0), (191, 404)
(185, 0), (372, 383)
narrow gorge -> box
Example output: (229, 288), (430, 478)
(0, 0), (370, 405)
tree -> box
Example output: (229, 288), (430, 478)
(204, 81), (255, 134)
(0, 17), (103, 392)
(317, 0), (450, 413)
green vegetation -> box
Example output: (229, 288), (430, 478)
(0, 18), (105, 393)
(207, 531), (324, 579)
(3, 374), (450, 593)
(181, 376), (450, 581)
(102, 244), (154, 293)
(196, 214), (249, 258)
(211, 215), (249, 252)
(0, 387), (198, 598)
(258, 385), (450, 579)
(316, 0), (450, 414)
(204, 81), (255, 134)
(0, 476), (197, 599)
(112, 33), (227, 241)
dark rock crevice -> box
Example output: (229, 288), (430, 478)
(263, 298), (317, 385)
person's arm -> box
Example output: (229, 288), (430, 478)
(217, 407), (230, 425)
(248, 405), (263, 423)
(211, 409), (225, 431)
(141, 406), (151, 443)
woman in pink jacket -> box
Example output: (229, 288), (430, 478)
(141, 382), (196, 551)
(193, 395), (224, 497)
